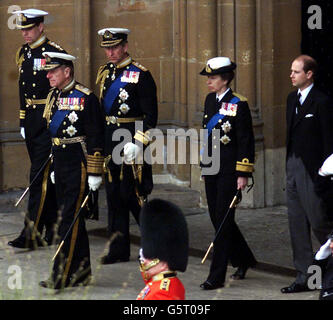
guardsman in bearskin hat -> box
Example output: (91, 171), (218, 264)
(137, 199), (189, 300)
(199, 57), (257, 290)
(96, 28), (158, 264)
(8, 9), (66, 249)
(38, 52), (104, 289)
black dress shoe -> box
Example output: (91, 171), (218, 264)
(8, 237), (46, 249)
(200, 280), (224, 290)
(99, 255), (130, 265)
(39, 279), (55, 289)
(39, 276), (91, 289)
(281, 282), (315, 294)
(8, 237), (28, 249)
(230, 266), (249, 280)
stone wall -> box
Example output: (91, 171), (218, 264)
(0, 0), (302, 207)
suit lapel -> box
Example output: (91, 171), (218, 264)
(292, 87), (314, 128)
(287, 92), (297, 130)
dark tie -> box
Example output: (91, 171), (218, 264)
(298, 92), (302, 104)
(216, 98), (220, 109)
(296, 92), (302, 114)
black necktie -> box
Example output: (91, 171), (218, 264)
(296, 92), (302, 114)
(297, 92), (302, 104)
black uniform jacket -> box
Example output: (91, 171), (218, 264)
(44, 80), (104, 176)
(286, 87), (333, 181)
(96, 55), (158, 194)
(16, 34), (65, 140)
(201, 89), (255, 177)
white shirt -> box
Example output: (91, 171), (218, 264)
(297, 83), (314, 105)
(216, 88), (230, 102)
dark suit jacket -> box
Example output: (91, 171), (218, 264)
(286, 86), (333, 181)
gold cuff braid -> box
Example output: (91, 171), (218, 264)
(87, 152), (104, 175)
(20, 110), (26, 120)
(236, 158), (254, 173)
(134, 130), (151, 146)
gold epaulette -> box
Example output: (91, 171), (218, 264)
(233, 92), (248, 102)
(134, 130), (151, 146)
(16, 47), (24, 68)
(87, 152), (104, 175)
(75, 84), (92, 95)
(236, 158), (254, 173)
(47, 41), (65, 51)
(132, 61), (148, 71)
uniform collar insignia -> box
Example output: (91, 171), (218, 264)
(116, 55), (132, 69)
(29, 34), (47, 49)
(62, 79), (76, 93)
(152, 271), (177, 282)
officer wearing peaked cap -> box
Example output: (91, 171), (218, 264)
(8, 9), (66, 250)
(199, 57), (257, 290)
(137, 199), (188, 300)
(39, 52), (104, 289)
(96, 28), (158, 264)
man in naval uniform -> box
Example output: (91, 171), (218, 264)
(137, 199), (189, 300)
(96, 28), (158, 264)
(8, 9), (65, 249)
(39, 52), (104, 289)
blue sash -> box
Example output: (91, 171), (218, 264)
(103, 64), (141, 115)
(49, 89), (85, 137)
(200, 96), (240, 157)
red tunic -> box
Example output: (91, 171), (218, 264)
(137, 272), (185, 300)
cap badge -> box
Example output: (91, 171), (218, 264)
(104, 30), (113, 39)
(18, 14), (27, 22)
(206, 64), (212, 73)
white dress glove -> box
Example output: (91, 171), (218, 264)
(123, 142), (140, 163)
(50, 171), (55, 184)
(20, 127), (25, 139)
(88, 175), (102, 191)
(315, 238), (332, 260)
(319, 154), (333, 176)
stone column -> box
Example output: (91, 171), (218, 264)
(190, 0), (218, 202)
(173, 0), (188, 127)
(73, 0), (91, 87)
(235, 0), (265, 207)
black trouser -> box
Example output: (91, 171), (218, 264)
(20, 129), (58, 243)
(204, 172), (256, 285)
(52, 145), (91, 288)
(105, 164), (141, 258)
(287, 154), (333, 284)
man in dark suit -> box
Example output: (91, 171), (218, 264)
(281, 55), (333, 294)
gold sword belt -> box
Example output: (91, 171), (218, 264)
(52, 136), (86, 146)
